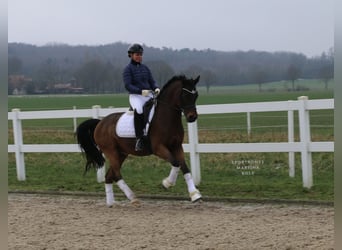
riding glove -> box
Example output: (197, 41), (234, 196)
(141, 90), (150, 96)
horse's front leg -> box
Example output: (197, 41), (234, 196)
(181, 162), (202, 202)
(156, 145), (202, 202)
(166, 162), (202, 202)
(162, 165), (180, 189)
(173, 147), (202, 202)
(153, 145), (181, 189)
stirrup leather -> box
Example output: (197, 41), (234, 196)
(135, 138), (144, 151)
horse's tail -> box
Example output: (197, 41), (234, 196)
(76, 119), (105, 173)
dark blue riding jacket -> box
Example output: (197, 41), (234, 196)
(123, 60), (158, 94)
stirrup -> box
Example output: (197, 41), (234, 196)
(135, 138), (144, 151)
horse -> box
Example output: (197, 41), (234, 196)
(76, 75), (202, 207)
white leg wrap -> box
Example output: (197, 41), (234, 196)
(105, 183), (115, 207)
(162, 166), (180, 189)
(184, 173), (202, 202)
(168, 166), (180, 183)
(117, 179), (136, 201)
(184, 173), (196, 193)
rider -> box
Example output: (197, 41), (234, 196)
(123, 43), (160, 151)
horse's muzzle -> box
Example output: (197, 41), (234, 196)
(185, 110), (198, 123)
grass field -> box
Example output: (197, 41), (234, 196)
(8, 80), (334, 202)
(8, 79), (333, 111)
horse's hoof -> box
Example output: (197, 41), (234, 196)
(106, 202), (116, 208)
(190, 190), (202, 203)
(193, 198), (203, 203)
(130, 198), (141, 206)
(162, 178), (174, 189)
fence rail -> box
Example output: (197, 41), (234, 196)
(8, 96), (334, 188)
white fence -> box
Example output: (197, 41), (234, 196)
(8, 96), (334, 188)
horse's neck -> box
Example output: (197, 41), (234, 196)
(154, 85), (183, 128)
(155, 100), (182, 124)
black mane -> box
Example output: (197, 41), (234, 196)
(159, 75), (187, 96)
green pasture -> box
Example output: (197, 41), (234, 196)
(8, 81), (334, 202)
(8, 79), (333, 111)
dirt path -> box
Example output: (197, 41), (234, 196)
(8, 193), (334, 250)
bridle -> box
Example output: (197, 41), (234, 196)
(153, 86), (198, 113)
(182, 88), (197, 95)
(180, 87), (198, 112)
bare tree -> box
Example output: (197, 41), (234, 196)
(201, 69), (216, 93)
(287, 64), (301, 91)
(8, 56), (23, 74)
(75, 59), (108, 93)
(145, 60), (175, 87)
(250, 64), (268, 92)
(37, 58), (61, 92)
(318, 49), (334, 90)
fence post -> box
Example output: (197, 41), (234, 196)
(287, 101), (295, 177)
(12, 109), (26, 181)
(297, 96), (313, 188)
(247, 112), (251, 136)
(73, 106), (77, 133)
(92, 105), (101, 120)
(92, 105), (105, 183)
(187, 121), (201, 185)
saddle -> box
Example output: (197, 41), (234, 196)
(116, 98), (156, 138)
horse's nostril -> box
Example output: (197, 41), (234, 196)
(187, 114), (197, 122)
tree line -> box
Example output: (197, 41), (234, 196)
(8, 42), (334, 94)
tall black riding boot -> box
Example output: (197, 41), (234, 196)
(134, 111), (145, 151)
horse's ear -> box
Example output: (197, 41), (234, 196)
(194, 75), (200, 85)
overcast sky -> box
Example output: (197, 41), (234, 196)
(8, 0), (333, 57)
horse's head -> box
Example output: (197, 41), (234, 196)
(181, 75), (200, 123)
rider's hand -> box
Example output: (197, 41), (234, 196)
(154, 88), (160, 95)
(141, 90), (150, 97)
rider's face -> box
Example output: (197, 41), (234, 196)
(131, 52), (143, 63)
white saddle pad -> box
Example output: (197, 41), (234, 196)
(116, 106), (155, 138)
(116, 111), (135, 138)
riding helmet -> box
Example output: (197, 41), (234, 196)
(128, 44), (144, 57)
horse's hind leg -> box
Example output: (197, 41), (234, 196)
(116, 179), (139, 204)
(104, 151), (139, 206)
(104, 166), (119, 207)
(103, 150), (135, 207)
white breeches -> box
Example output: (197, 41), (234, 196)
(129, 94), (152, 114)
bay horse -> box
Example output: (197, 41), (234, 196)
(76, 75), (202, 207)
